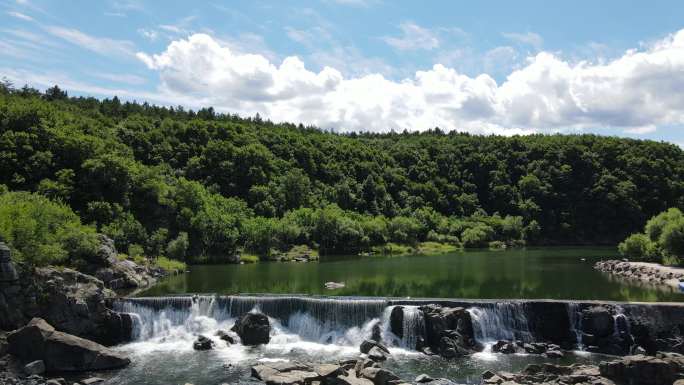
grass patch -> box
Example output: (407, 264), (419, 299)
(416, 241), (459, 255)
(153, 256), (187, 272)
(239, 253), (260, 263)
(272, 245), (319, 262)
(371, 243), (415, 256)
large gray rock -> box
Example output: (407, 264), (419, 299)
(360, 339), (389, 355)
(419, 304), (479, 358)
(232, 312), (271, 345)
(599, 354), (683, 385)
(582, 306), (615, 338)
(0, 262), (133, 345)
(0, 242), (18, 282)
(359, 367), (400, 385)
(8, 318), (130, 372)
(92, 235), (160, 290)
(389, 306), (404, 338)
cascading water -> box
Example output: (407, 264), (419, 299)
(567, 302), (584, 350)
(468, 302), (532, 343)
(115, 295), (395, 348)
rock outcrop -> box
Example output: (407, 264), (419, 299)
(7, 318), (130, 372)
(0, 263), (133, 345)
(482, 353), (684, 385)
(91, 235), (166, 291)
(192, 335), (214, 350)
(419, 304), (480, 358)
(491, 340), (564, 358)
(599, 353), (684, 385)
(595, 260), (684, 290)
(232, 312), (271, 345)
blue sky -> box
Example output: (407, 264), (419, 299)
(2, 0), (684, 146)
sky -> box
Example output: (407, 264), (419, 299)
(2, 0), (684, 146)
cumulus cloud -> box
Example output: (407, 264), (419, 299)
(136, 30), (684, 135)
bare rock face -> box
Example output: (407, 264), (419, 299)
(599, 353), (684, 385)
(92, 235), (162, 290)
(582, 306), (615, 338)
(8, 318), (130, 372)
(419, 304), (480, 358)
(232, 312), (271, 345)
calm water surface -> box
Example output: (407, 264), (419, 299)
(141, 247), (684, 301)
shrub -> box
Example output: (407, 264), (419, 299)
(154, 256), (187, 272)
(660, 217), (684, 258)
(645, 208), (683, 242)
(0, 191), (99, 266)
(618, 233), (653, 260)
(166, 232), (189, 260)
(461, 224), (494, 248)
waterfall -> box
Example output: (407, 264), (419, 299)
(400, 306), (425, 349)
(567, 302), (583, 349)
(114, 295), (392, 347)
(468, 302), (532, 343)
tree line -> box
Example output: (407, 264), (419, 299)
(1, 82), (683, 265)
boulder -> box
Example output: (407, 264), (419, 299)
(80, 378), (105, 385)
(415, 374), (434, 383)
(8, 318), (130, 372)
(419, 304), (479, 358)
(354, 358), (379, 375)
(232, 312), (271, 345)
(581, 306), (614, 338)
(93, 235), (160, 290)
(314, 364), (344, 378)
(0, 263), (133, 345)
(360, 340), (389, 355)
(389, 306), (404, 338)
(367, 346), (388, 362)
(193, 335), (214, 350)
(359, 367), (400, 385)
(23, 360), (45, 375)
(215, 330), (236, 344)
(599, 354), (681, 385)
(251, 362), (323, 385)
(492, 340), (518, 354)
(328, 373), (374, 385)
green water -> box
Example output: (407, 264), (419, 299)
(141, 247), (684, 302)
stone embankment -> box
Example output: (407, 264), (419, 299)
(595, 259), (684, 290)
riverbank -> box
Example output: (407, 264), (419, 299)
(595, 260), (684, 290)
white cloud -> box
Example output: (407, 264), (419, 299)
(7, 11), (33, 21)
(383, 22), (440, 51)
(503, 32), (543, 50)
(44, 26), (135, 57)
(624, 125), (657, 134)
(138, 28), (158, 41)
(92, 72), (146, 85)
(127, 29), (684, 135)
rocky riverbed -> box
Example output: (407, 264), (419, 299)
(595, 259), (684, 291)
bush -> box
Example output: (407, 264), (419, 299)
(0, 191), (99, 266)
(166, 232), (189, 260)
(660, 217), (684, 258)
(461, 224), (494, 248)
(618, 233), (653, 260)
(645, 208), (683, 242)
(154, 256), (187, 272)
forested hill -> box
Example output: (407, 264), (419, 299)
(1, 84), (683, 263)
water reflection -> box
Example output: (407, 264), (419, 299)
(141, 247), (684, 302)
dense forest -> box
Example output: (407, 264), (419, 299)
(1, 81), (683, 266)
